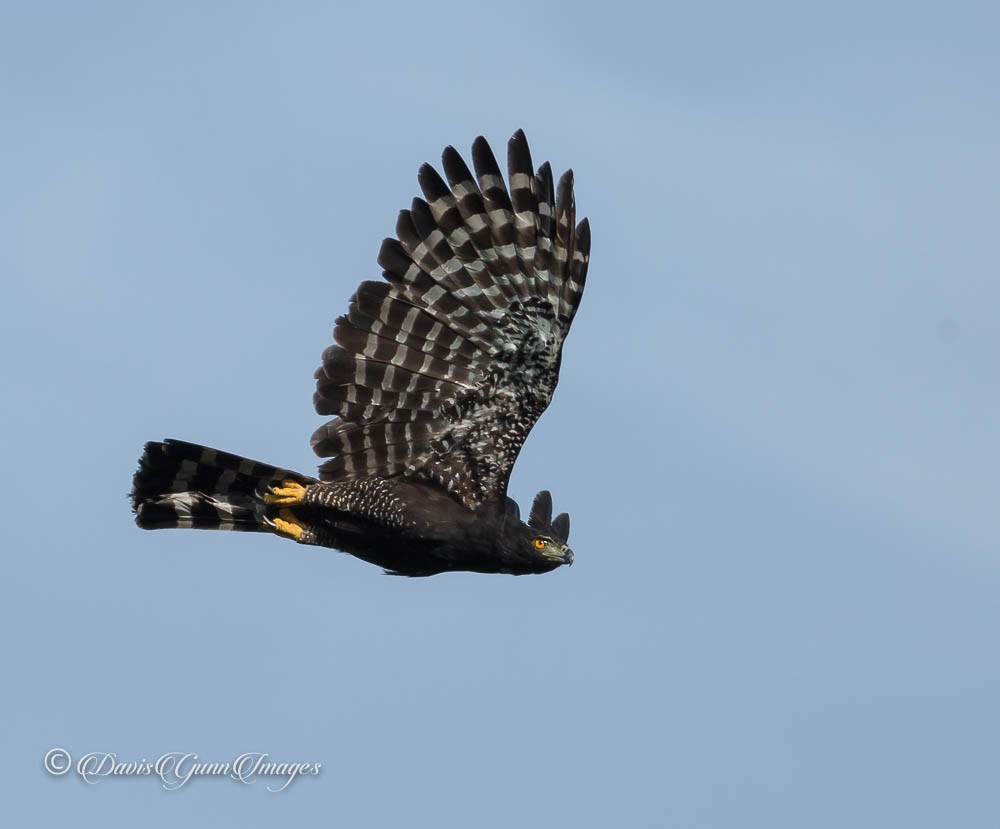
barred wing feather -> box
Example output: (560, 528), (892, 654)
(311, 130), (590, 509)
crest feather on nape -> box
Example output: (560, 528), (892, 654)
(504, 497), (520, 521)
(529, 491), (553, 530)
(526, 492), (570, 542)
(551, 512), (570, 543)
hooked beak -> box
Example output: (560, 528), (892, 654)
(541, 543), (574, 567)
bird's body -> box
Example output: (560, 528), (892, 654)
(131, 130), (589, 576)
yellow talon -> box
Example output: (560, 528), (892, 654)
(264, 480), (307, 505)
(271, 509), (305, 541)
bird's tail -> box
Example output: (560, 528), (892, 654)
(130, 439), (316, 532)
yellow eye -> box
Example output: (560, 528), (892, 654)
(533, 538), (546, 550)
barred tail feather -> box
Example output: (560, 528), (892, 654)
(130, 439), (315, 532)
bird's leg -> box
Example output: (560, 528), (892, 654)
(263, 480), (308, 505)
(264, 508), (306, 541)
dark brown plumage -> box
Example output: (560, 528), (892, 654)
(131, 130), (589, 575)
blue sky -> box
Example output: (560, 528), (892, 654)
(3, 2), (999, 826)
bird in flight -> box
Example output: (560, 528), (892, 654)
(131, 130), (590, 576)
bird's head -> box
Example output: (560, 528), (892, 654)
(499, 490), (573, 574)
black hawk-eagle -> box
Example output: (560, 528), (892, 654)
(131, 130), (590, 576)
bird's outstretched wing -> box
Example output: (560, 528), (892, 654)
(311, 130), (590, 509)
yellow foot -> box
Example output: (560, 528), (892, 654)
(264, 480), (308, 505)
(267, 508), (305, 541)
